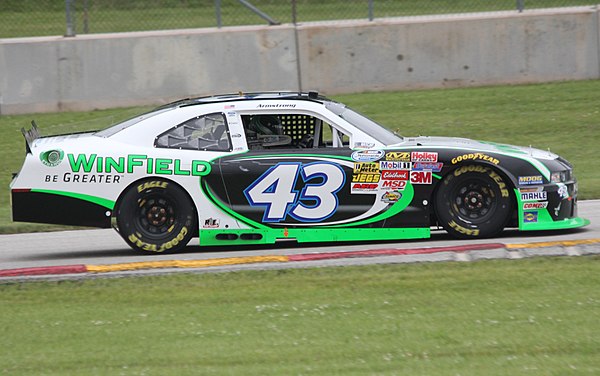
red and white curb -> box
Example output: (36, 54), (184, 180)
(1, 238), (599, 279)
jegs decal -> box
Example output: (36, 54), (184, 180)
(244, 162), (345, 223)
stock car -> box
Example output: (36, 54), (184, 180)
(10, 92), (589, 253)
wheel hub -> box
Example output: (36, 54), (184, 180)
(464, 191), (484, 210)
(138, 198), (175, 235)
(455, 182), (494, 220)
(147, 206), (168, 226)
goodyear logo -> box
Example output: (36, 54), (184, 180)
(451, 153), (500, 165)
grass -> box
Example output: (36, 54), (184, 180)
(1, 80), (599, 233)
(1, 0), (598, 38)
(1, 257), (600, 374)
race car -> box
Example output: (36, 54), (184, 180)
(10, 91), (589, 253)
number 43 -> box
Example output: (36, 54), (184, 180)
(244, 162), (345, 223)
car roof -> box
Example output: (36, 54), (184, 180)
(155, 91), (332, 111)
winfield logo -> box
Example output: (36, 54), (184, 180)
(67, 154), (211, 176)
(380, 180), (407, 190)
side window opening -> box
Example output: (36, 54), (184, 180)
(241, 114), (349, 150)
(155, 112), (231, 151)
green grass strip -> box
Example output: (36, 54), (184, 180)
(2, 257), (600, 374)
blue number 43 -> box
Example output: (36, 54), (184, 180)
(244, 162), (345, 223)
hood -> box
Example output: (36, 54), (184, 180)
(395, 136), (559, 161)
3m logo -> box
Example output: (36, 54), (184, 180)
(410, 171), (432, 184)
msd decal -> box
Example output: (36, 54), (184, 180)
(380, 180), (407, 191)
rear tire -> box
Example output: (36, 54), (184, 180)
(434, 165), (512, 238)
(116, 179), (197, 253)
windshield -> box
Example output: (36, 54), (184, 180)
(94, 107), (172, 138)
(325, 102), (403, 145)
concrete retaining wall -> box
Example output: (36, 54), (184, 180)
(0, 6), (598, 114)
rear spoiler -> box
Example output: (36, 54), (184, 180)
(21, 120), (40, 154)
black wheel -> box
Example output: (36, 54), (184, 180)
(116, 179), (197, 253)
(434, 165), (512, 238)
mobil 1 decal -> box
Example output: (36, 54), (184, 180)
(216, 155), (413, 227)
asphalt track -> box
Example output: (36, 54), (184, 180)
(1, 200), (599, 281)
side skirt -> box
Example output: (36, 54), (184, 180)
(198, 227), (430, 246)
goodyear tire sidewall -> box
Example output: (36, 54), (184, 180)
(117, 179), (196, 253)
(436, 164), (512, 238)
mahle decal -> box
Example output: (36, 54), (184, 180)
(67, 154), (211, 176)
(40, 149), (64, 167)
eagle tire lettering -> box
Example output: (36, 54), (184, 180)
(435, 164), (512, 238)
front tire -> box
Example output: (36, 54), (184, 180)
(434, 165), (512, 238)
(116, 179), (197, 253)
